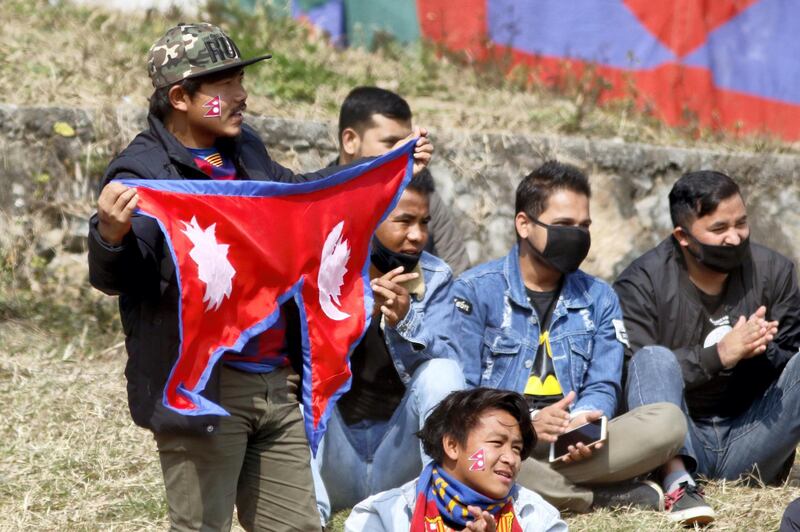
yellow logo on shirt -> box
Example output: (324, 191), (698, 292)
(524, 331), (563, 396)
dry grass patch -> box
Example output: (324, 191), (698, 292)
(2, 298), (799, 530)
(0, 320), (169, 531)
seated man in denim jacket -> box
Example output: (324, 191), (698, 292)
(442, 161), (687, 516)
(314, 169), (466, 519)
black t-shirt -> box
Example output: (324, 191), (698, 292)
(524, 286), (564, 409)
(688, 286), (735, 418)
(336, 319), (406, 425)
(698, 289), (724, 316)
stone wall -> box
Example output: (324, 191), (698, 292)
(2, 104), (799, 282)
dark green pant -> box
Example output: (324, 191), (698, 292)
(155, 365), (320, 532)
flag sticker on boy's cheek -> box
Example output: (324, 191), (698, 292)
(204, 95), (221, 118)
(468, 448), (485, 471)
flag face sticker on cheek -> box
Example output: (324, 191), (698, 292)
(469, 448), (486, 471)
(203, 95), (221, 118)
(118, 140), (417, 452)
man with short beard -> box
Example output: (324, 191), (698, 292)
(616, 171), (800, 525)
(87, 23), (433, 531)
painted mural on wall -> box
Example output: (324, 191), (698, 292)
(293, 0), (800, 140)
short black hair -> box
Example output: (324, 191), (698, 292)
(338, 86), (412, 145)
(148, 67), (244, 121)
(417, 388), (536, 464)
(407, 168), (435, 197)
(669, 170), (742, 228)
(515, 160), (591, 220)
(149, 78), (202, 121)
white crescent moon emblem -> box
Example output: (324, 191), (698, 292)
(320, 291), (350, 321)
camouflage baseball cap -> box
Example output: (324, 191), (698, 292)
(147, 23), (271, 89)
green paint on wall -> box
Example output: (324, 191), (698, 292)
(344, 0), (420, 48)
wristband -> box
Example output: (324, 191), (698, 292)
(529, 409), (541, 421)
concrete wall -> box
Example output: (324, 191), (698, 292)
(2, 104), (799, 281)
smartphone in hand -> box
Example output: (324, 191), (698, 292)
(549, 416), (607, 462)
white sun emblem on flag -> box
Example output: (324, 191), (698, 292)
(181, 216), (236, 312)
(318, 221), (351, 321)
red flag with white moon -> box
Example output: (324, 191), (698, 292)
(118, 139), (415, 451)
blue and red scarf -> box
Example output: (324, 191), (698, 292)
(410, 463), (522, 532)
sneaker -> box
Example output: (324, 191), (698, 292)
(592, 480), (665, 511)
(665, 481), (715, 526)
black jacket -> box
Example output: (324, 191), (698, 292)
(88, 114), (335, 435)
(614, 237), (800, 418)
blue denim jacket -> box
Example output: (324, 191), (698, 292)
(384, 251), (454, 383)
(444, 244), (625, 418)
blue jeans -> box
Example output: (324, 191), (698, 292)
(313, 358), (465, 520)
(626, 345), (800, 483)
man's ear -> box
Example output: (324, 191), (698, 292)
(168, 84), (190, 113)
(340, 128), (361, 160)
(515, 212), (531, 240)
(442, 434), (460, 462)
(673, 226), (690, 248)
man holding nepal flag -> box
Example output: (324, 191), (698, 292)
(87, 23), (432, 532)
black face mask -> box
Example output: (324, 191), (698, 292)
(370, 235), (422, 274)
(683, 230), (750, 273)
(529, 218), (591, 274)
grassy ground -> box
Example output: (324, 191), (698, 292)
(4, 0), (799, 154)
(3, 208), (798, 531)
(1, 296), (798, 530)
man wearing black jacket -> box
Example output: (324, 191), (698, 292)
(88, 23), (432, 531)
(615, 171), (800, 526)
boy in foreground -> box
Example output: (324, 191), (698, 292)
(345, 388), (567, 532)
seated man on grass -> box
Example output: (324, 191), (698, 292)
(444, 161), (687, 517)
(314, 169), (466, 520)
(345, 388), (567, 532)
(616, 171), (800, 526)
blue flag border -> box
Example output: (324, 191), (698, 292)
(118, 138), (417, 453)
